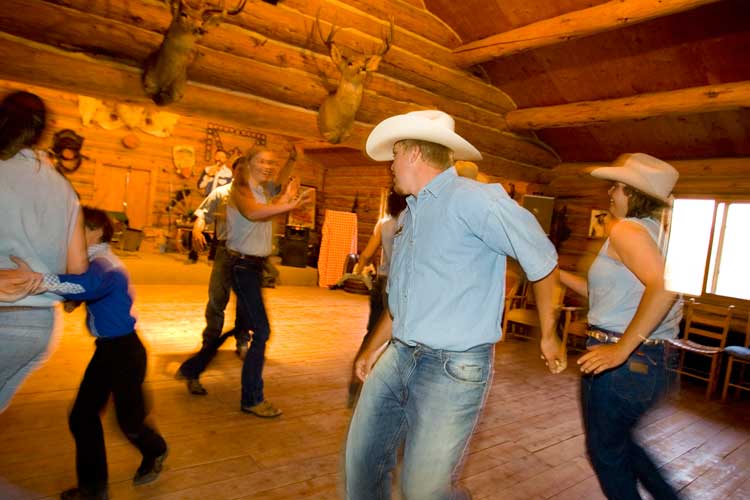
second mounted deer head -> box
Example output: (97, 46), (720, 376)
(142, 0), (247, 106)
(316, 16), (394, 144)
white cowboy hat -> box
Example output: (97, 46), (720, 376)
(365, 110), (482, 161)
(591, 153), (678, 204)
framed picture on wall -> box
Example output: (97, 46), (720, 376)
(589, 209), (612, 238)
(287, 185), (316, 228)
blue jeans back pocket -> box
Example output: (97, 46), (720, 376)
(611, 355), (657, 404)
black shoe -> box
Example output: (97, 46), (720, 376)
(133, 448), (169, 486)
(186, 378), (207, 395)
(60, 486), (109, 500)
(175, 369), (207, 395)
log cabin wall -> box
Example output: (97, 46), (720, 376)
(0, 79), (324, 240)
(320, 159), (546, 255)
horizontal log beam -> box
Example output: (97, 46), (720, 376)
(453, 0), (721, 67)
(0, 1), (559, 166)
(39, 0), (515, 115)
(552, 157), (750, 178)
(7, 0), (556, 165)
(0, 34), (559, 171)
(506, 81), (750, 130)
(0, 33), (358, 146)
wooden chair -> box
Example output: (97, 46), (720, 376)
(667, 300), (735, 399)
(499, 271), (523, 342)
(502, 278), (566, 341)
(721, 312), (750, 402)
(560, 305), (589, 351)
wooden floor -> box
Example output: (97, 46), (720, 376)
(1, 253), (749, 499)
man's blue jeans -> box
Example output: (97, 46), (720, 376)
(346, 339), (493, 499)
(581, 338), (679, 500)
(231, 256), (271, 408)
(203, 244), (249, 346)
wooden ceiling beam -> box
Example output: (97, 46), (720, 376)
(0, 33), (559, 169)
(453, 0), (721, 68)
(506, 81), (750, 130)
(35, 0), (514, 114)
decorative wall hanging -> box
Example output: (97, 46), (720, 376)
(78, 96), (180, 137)
(50, 129), (85, 173)
(173, 145), (196, 179)
(589, 209), (612, 239)
(287, 186), (316, 229)
(204, 122), (266, 161)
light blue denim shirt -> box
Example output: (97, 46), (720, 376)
(387, 168), (558, 350)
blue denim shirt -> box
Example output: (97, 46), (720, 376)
(388, 168), (557, 350)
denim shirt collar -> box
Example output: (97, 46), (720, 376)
(409, 167), (457, 207)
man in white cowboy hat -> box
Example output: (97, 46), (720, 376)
(345, 110), (566, 499)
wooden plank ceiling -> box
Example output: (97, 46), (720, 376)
(425, 0), (750, 162)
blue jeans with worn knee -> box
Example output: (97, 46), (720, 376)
(202, 244), (250, 346)
(581, 338), (679, 500)
(346, 339), (493, 500)
(231, 256), (271, 408)
(0, 306), (55, 412)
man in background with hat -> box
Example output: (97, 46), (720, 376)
(345, 110), (566, 499)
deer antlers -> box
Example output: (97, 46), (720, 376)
(315, 14), (395, 144)
(316, 15), (394, 61)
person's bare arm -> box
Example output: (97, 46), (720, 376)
(578, 221), (677, 374)
(66, 207), (88, 274)
(354, 222), (383, 274)
(0, 256), (43, 302)
(231, 162), (310, 220)
(560, 269), (587, 297)
(354, 312), (393, 381)
(533, 267), (567, 374)
(192, 215), (207, 252)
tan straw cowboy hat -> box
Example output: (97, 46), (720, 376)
(591, 153), (679, 204)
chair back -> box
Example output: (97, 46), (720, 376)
(682, 300), (735, 348)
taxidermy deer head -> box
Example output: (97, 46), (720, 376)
(316, 17), (393, 144)
(143, 0), (247, 106)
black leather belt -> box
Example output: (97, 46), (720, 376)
(227, 249), (266, 265)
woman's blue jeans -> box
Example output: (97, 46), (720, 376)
(346, 339), (493, 500)
(0, 306), (54, 412)
(581, 338), (679, 500)
(231, 256), (271, 408)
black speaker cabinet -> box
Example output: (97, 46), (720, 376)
(281, 225), (310, 267)
(522, 195), (555, 234)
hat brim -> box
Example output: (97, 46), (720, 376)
(366, 114), (482, 161)
(591, 166), (671, 204)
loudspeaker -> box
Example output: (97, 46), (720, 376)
(522, 195), (555, 234)
(281, 225), (310, 267)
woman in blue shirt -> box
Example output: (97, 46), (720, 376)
(560, 153), (682, 500)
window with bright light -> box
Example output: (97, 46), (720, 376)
(665, 199), (750, 300)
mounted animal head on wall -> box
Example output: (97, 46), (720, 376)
(142, 0), (247, 106)
(316, 16), (394, 144)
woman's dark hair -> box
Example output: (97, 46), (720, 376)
(623, 185), (667, 219)
(0, 91), (47, 160)
(82, 206), (115, 244)
(386, 188), (407, 217)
